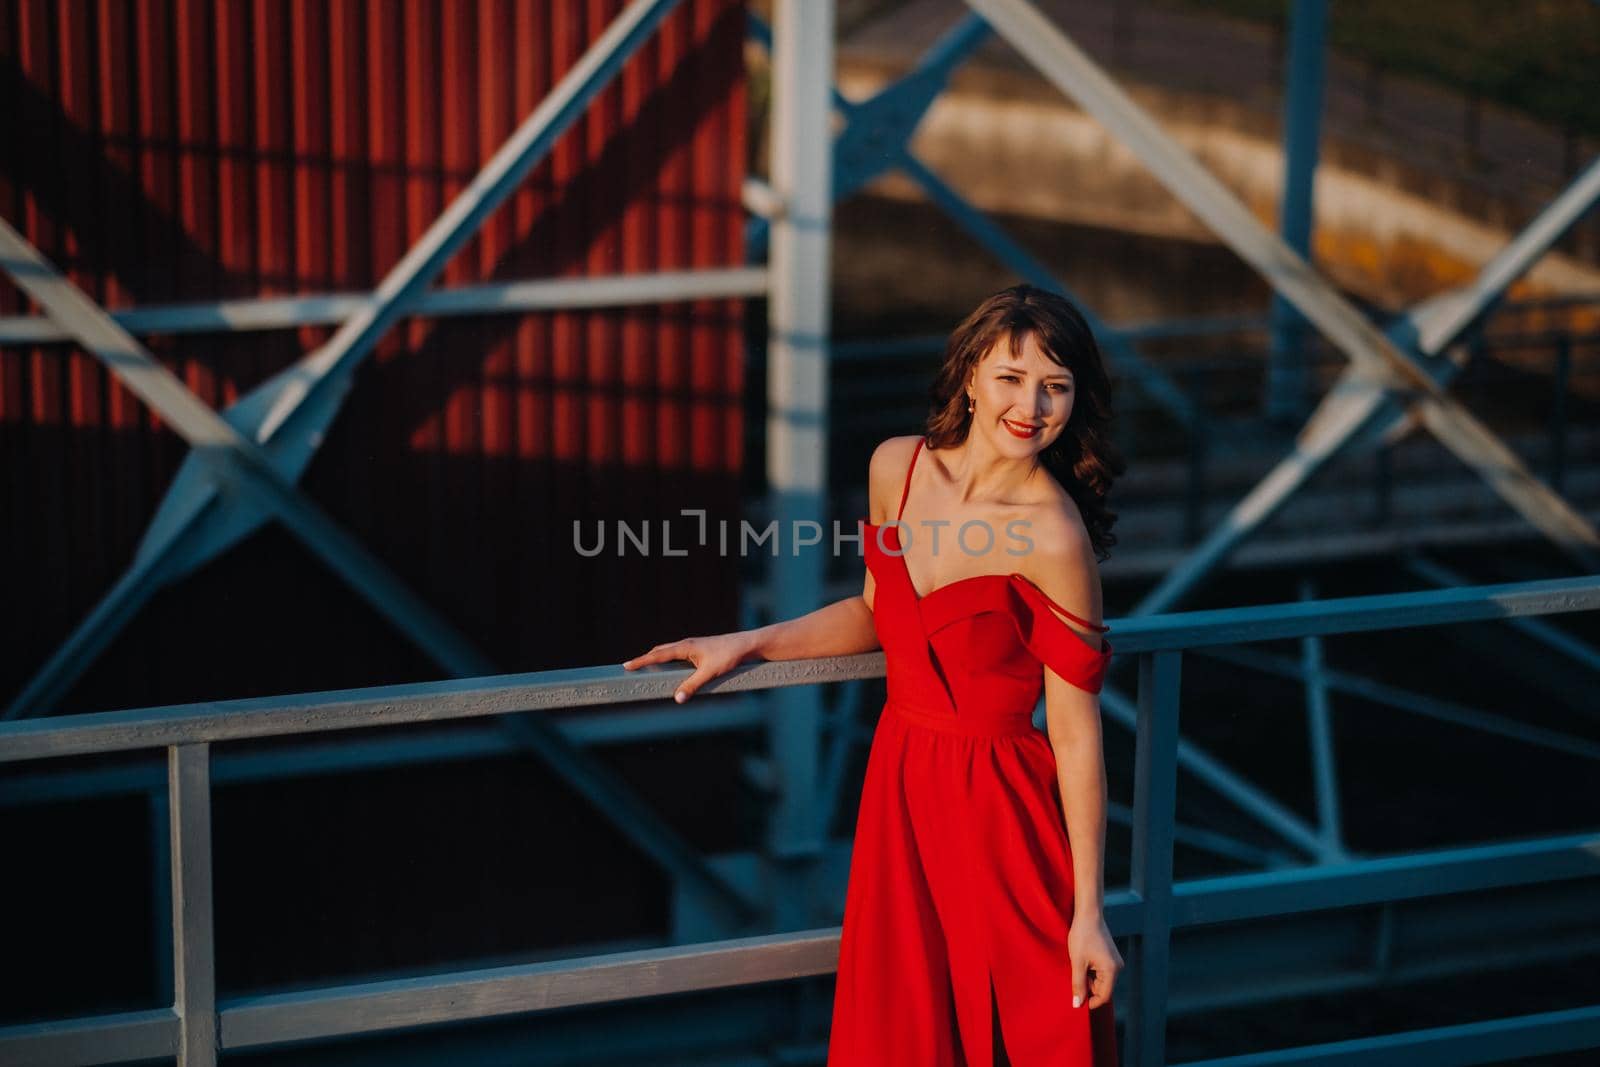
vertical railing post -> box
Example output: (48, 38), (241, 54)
(764, 0), (835, 926)
(169, 743), (217, 1067)
(149, 789), (174, 1003)
(1298, 577), (1345, 858)
(1126, 651), (1182, 1067)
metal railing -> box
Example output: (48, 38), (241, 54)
(3, 572), (1599, 1066)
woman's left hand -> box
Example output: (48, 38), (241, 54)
(1067, 912), (1122, 1010)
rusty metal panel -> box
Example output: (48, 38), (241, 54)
(0, 0), (748, 712)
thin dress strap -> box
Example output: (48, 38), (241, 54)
(1011, 572), (1112, 632)
(896, 437), (924, 522)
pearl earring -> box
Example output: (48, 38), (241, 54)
(966, 394), (975, 413)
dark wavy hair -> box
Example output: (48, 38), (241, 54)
(925, 284), (1125, 561)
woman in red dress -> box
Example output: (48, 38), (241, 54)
(625, 285), (1125, 1066)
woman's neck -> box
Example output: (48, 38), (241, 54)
(941, 436), (1044, 506)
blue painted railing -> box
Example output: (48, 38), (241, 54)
(2, 572), (1598, 1066)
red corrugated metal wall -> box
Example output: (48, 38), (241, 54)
(0, 0), (748, 712)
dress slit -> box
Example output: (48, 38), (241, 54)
(991, 972), (1011, 1067)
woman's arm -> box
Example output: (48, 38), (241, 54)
(749, 592), (878, 660)
(622, 591), (878, 703)
(624, 437), (912, 702)
(1049, 680), (1119, 1009)
(1033, 525), (1123, 1012)
(1051, 690), (1109, 921)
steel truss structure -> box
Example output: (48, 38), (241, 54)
(4, 0), (1600, 1064)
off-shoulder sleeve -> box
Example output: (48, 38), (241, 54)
(1006, 575), (1113, 694)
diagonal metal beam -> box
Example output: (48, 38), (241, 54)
(149, 0), (690, 585)
(1, 4), (759, 930)
(960, 0), (1427, 392)
(893, 149), (1199, 428)
(1101, 684), (1335, 861)
(0, 219), (495, 717)
(1401, 551), (1600, 679)
(5, 0), (688, 713)
(1403, 159), (1600, 359)
(1108, 800), (1293, 868)
(1140, 156), (1600, 612)
(0, 261), (757, 933)
(967, 0), (1600, 608)
(956, 0), (1600, 858)
(256, 0), (685, 448)
(1205, 644), (1600, 762)
(747, 11), (1198, 429)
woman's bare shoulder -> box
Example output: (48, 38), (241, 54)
(1012, 489), (1101, 630)
(866, 435), (924, 524)
(1024, 477), (1093, 552)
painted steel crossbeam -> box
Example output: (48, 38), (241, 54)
(746, 11), (1199, 429)
(893, 150), (1199, 428)
(1402, 551), (1600, 678)
(1139, 372), (1393, 615)
(1103, 683), (1331, 860)
(0, 4), (760, 929)
(1206, 644), (1600, 761)
(1174, 1004), (1600, 1067)
(829, 16), (991, 203)
(285, 0), (685, 438)
(1139, 162), (1600, 616)
(1405, 158), (1600, 358)
(1109, 801), (1291, 868)
(0, 268), (769, 345)
(1321, 155), (1600, 448)
(0, 220), (495, 715)
(966, 0), (1600, 613)
(965, 0), (1433, 394)
(171, 0), (686, 545)
(5, 0), (689, 711)
(9, 532), (184, 717)
(144, 0), (691, 587)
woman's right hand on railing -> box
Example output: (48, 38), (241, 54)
(622, 631), (761, 704)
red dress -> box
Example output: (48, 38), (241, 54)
(827, 437), (1119, 1067)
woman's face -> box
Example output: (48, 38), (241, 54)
(967, 330), (1075, 455)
